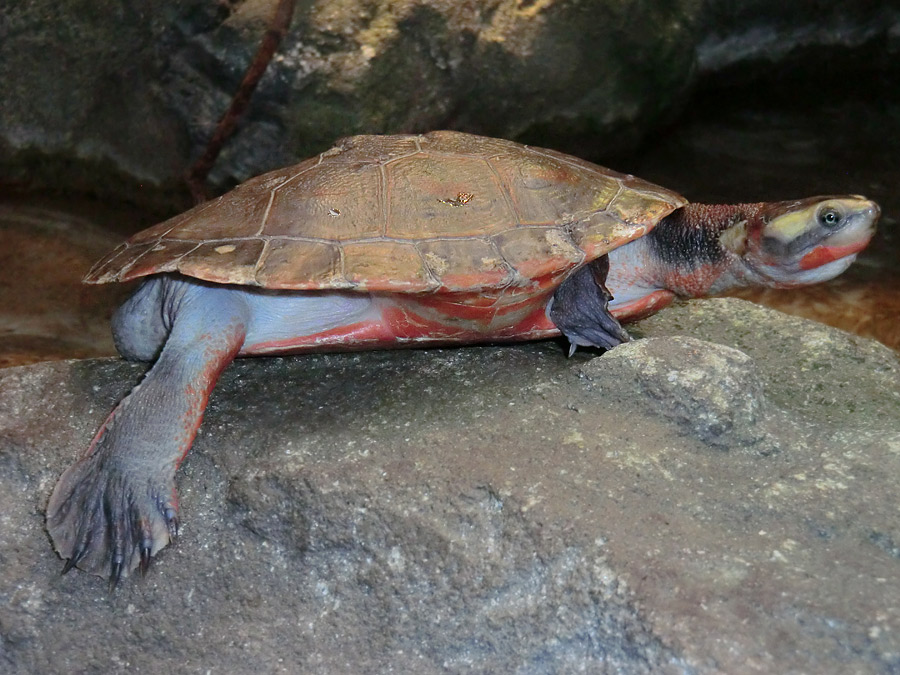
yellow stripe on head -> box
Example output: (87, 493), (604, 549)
(764, 196), (877, 243)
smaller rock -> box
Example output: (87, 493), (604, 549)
(595, 336), (770, 449)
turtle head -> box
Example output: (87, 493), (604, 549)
(732, 195), (880, 287)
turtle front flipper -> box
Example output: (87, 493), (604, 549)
(549, 256), (630, 355)
(47, 281), (249, 586)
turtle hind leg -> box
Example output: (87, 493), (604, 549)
(47, 280), (249, 585)
(549, 256), (630, 354)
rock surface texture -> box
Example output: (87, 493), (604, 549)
(1, 299), (898, 673)
(2, 0), (897, 205)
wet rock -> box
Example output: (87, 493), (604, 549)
(597, 336), (770, 449)
(1, 299), (899, 672)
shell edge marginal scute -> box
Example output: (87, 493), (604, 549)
(82, 242), (131, 283)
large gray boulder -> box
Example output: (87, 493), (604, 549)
(1, 298), (898, 673)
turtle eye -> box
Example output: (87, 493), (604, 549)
(818, 208), (843, 228)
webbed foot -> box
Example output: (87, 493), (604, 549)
(47, 448), (178, 586)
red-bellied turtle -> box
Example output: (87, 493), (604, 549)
(47, 130), (880, 585)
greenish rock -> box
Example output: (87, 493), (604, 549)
(0, 0), (700, 206)
(4, 0), (896, 210)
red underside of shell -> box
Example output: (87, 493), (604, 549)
(243, 283), (657, 356)
(242, 268), (598, 354)
(244, 299), (563, 355)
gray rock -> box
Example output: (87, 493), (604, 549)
(1, 298), (899, 672)
(635, 298), (900, 430)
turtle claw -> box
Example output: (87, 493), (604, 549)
(60, 523), (95, 577)
(139, 545), (152, 578)
(164, 508), (179, 540)
(61, 557), (78, 576)
(109, 559), (125, 592)
(138, 517), (154, 577)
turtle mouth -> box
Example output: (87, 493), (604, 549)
(798, 237), (871, 270)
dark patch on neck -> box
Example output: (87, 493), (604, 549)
(647, 204), (755, 270)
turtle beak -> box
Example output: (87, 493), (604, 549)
(861, 199), (881, 226)
(847, 197), (881, 230)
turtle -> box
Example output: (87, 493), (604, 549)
(46, 130), (880, 585)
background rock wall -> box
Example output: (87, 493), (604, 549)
(2, 0), (897, 209)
